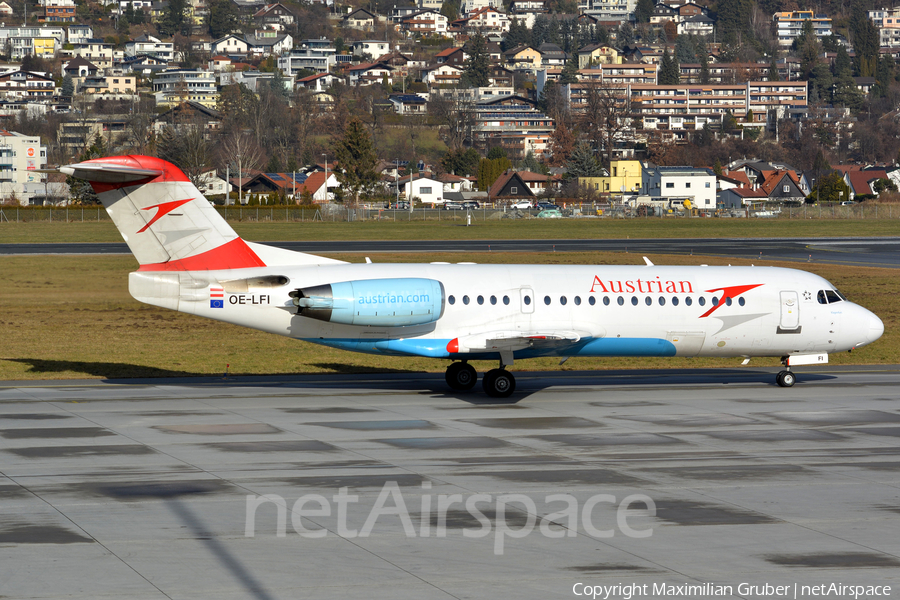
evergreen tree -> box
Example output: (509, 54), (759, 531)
(833, 45), (852, 78)
(697, 39), (710, 84)
(873, 55), (895, 98)
(159, 0), (189, 36)
(618, 22), (634, 46)
(634, 0), (654, 24)
(504, 20), (531, 51)
(850, 1), (879, 77)
(713, 157), (723, 176)
(559, 51), (580, 84)
(675, 35), (696, 64)
(767, 57), (779, 82)
(207, 0), (239, 39)
(61, 74), (74, 97)
(440, 0), (460, 21)
(659, 48), (679, 84)
(332, 118), (379, 206)
(565, 142), (603, 178)
(441, 148), (481, 176)
(463, 34), (490, 88)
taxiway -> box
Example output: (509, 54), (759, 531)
(1, 367), (899, 599)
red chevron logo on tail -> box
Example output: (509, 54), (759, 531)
(138, 198), (194, 233)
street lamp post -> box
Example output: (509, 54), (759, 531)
(322, 153), (328, 203)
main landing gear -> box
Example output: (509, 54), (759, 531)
(775, 369), (796, 388)
(445, 361), (516, 398)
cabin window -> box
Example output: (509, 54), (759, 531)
(448, 295), (455, 305)
(645, 296), (652, 306)
(560, 296), (568, 305)
(544, 295), (551, 305)
(698, 297), (706, 306)
(490, 295), (497, 305)
(463, 295), (470, 305)
(603, 296), (610, 306)
(503, 295), (510, 305)
(617, 296), (624, 306)
(659, 296), (665, 306)
(524, 295), (531, 305)
(477, 295), (484, 305)
(725, 297), (732, 306)
(685, 297), (692, 306)
(589, 296), (596, 306)
(631, 296), (638, 306)
(738, 297), (745, 306)
(672, 296), (679, 306)
(712, 297), (719, 306)
(574, 296), (582, 305)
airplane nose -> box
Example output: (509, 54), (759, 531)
(867, 314), (885, 344)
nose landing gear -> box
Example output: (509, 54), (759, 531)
(776, 369), (796, 387)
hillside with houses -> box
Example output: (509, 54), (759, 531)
(0, 0), (898, 209)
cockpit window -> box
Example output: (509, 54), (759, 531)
(818, 289), (845, 304)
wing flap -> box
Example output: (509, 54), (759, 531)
(58, 162), (162, 183)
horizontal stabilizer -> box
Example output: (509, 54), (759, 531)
(58, 162), (162, 183)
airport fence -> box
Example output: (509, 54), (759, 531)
(3, 203), (900, 223)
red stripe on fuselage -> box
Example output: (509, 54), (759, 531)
(137, 238), (266, 271)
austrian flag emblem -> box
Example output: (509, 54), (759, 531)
(210, 286), (224, 309)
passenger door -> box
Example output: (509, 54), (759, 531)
(779, 291), (800, 331)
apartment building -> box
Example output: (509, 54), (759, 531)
(577, 0), (634, 22)
(0, 130), (47, 205)
(153, 69), (218, 108)
(400, 9), (449, 35)
(774, 11), (832, 48)
(868, 8), (900, 47)
(39, 0), (76, 22)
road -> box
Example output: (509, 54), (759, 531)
(3, 236), (900, 268)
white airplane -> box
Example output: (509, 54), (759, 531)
(59, 155), (884, 397)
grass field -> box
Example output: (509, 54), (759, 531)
(2, 217), (900, 244)
(0, 251), (895, 381)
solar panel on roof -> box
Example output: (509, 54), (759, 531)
(267, 174), (284, 181)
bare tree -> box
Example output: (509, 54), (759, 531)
(579, 83), (630, 168)
(429, 90), (475, 150)
(158, 125), (212, 187)
(218, 128), (262, 204)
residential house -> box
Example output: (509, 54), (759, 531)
(464, 7), (510, 33)
(576, 43), (621, 68)
(254, 3), (295, 29)
(400, 9), (449, 35)
(66, 39), (114, 68)
(125, 34), (175, 61)
(420, 63), (463, 86)
(679, 14), (714, 36)
(352, 40), (390, 58)
(297, 72), (338, 92)
(503, 45), (542, 70)
(435, 46), (467, 67)
(278, 40), (336, 75)
(343, 8), (377, 30)
(537, 42), (566, 67)
(389, 93), (427, 113)
(843, 168), (890, 200)
(0, 70), (56, 100)
(39, 0), (76, 23)
(62, 56), (98, 78)
(579, 159), (642, 194)
(403, 175), (443, 204)
(488, 170), (550, 199)
(66, 25), (93, 44)
(346, 62), (393, 86)
(641, 165), (717, 209)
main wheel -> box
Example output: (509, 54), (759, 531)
(482, 368), (516, 398)
(445, 362), (477, 391)
(776, 370), (796, 388)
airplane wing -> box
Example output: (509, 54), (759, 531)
(452, 330), (592, 354)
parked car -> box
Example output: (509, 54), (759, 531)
(444, 202), (464, 210)
(462, 201), (480, 209)
(384, 201), (410, 210)
(841, 201), (857, 206)
(510, 200), (532, 209)
(537, 209), (563, 218)
(536, 202), (559, 210)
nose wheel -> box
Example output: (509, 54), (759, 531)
(445, 362), (477, 391)
(776, 370), (796, 387)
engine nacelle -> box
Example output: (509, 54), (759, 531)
(290, 278), (445, 327)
